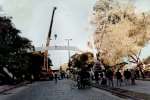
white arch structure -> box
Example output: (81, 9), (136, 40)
(35, 45), (82, 53)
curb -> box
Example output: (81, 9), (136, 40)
(92, 83), (148, 100)
(0, 81), (30, 94)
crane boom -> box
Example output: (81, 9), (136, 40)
(46, 7), (57, 47)
(44, 7), (57, 71)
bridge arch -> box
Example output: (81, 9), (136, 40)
(35, 45), (82, 52)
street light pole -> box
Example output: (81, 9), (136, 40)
(65, 39), (72, 68)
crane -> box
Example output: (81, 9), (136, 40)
(43, 7), (57, 73)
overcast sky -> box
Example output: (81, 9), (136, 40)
(0, 0), (150, 69)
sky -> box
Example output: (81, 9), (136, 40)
(0, 0), (96, 69)
(0, 0), (150, 69)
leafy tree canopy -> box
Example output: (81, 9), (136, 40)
(70, 52), (94, 70)
(0, 16), (34, 81)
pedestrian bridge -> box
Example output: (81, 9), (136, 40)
(35, 45), (82, 52)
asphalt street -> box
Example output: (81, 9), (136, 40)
(0, 80), (124, 100)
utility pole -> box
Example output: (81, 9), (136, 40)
(65, 39), (72, 69)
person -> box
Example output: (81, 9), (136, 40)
(124, 69), (131, 85)
(54, 72), (58, 83)
(100, 71), (104, 79)
(60, 71), (65, 79)
(93, 60), (102, 84)
(94, 71), (99, 84)
(101, 71), (107, 86)
(135, 69), (140, 79)
(131, 69), (136, 85)
(77, 68), (90, 88)
(106, 69), (114, 87)
(66, 70), (69, 79)
(115, 70), (122, 86)
(89, 70), (94, 80)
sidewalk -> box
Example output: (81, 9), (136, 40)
(0, 85), (15, 93)
(96, 79), (150, 95)
(0, 81), (30, 94)
(93, 79), (150, 100)
(120, 80), (150, 95)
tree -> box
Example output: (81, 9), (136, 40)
(70, 52), (94, 70)
(0, 16), (33, 82)
(70, 53), (81, 69)
(91, 0), (150, 66)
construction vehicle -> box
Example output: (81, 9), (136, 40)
(40, 7), (57, 80)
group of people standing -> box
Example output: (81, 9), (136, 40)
(116, 69), (136, 86)
(92, 60), (140, 87)
(74, 59), (141, 88)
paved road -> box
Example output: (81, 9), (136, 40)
(0, 80), (124, 100)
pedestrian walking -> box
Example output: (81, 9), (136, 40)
(54, 72), (58, 83)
